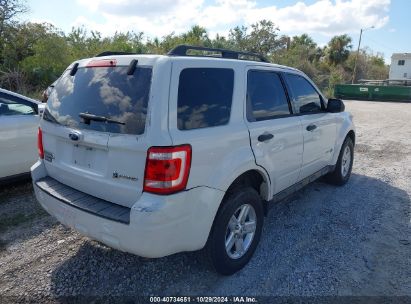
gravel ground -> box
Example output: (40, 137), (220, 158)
(0, 100), (410, 302)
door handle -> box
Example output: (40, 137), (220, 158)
(306, 124), (317, 132)
(257, 133), (274, 142)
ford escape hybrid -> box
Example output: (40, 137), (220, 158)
(32, 45), (355, 275)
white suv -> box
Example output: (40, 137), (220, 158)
(32, 45), (355, 275)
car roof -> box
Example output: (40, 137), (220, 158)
(0, 88), (41, 105)
(166, 55), (301, 72)
(75, 54), (302, 75)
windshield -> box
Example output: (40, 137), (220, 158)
(45, 65), (152, 135)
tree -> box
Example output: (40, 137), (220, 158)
(346, 50), (388, 82)
(0, 3), (389, 98)
(211, 34), (232, 49)
(181, 25), (210, 46)
(20, 24), (70, 89)
(229, 20), (287, 55)
(326, 34), (352, 65)
(288, 33), (319, 63)
(146, 25), (211, 54)
(2, 22), (49, 67)
(228, 25), (248, 51)
(0, 0), (28, 64)
(290, 33), (316, 50)
(0, 22), (57, 92)
(247, 20), (287, 55)
(0, 0), (27, 37)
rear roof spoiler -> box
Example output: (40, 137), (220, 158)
(96, 51), (136, 57)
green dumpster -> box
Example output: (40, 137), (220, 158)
(335, 84), (411, 102)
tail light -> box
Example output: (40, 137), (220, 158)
(37, 127), (44, 159)
(143, 145), (192, 195)
(86, 59), (117, 68)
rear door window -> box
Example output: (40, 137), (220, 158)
(247, 70), (291, 121)
(285, 74), (323, 114)
(0, 93), (36, 116)
(177, 68), (234, 130)
(45, 66), (152, 135)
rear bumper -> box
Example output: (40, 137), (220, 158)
(31, 161), (225, 258)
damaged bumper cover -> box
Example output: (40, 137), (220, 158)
(31, 161), (224, 258)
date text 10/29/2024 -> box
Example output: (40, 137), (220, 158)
(150, 296), (258, 303)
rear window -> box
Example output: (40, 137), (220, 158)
(45, 66), (152, 135)
(177, 68), (234, 130)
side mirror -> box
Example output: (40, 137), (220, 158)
(327, 98), (345, 113)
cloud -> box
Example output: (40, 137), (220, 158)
(246, 0), (390, 36)
(78, 0), (186, 16)
(74, 0), (204, 37)
(74, 0), (390, 38)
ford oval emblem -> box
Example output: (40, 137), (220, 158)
(69, 133), (79, 141)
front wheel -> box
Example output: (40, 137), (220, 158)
(206, 187), (264, 275)
(325, 137), (354, 185)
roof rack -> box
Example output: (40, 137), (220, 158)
(167, 45), (269, 63)
(96, 51), (136, 57)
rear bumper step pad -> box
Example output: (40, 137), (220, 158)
(35, 176), (131, 224)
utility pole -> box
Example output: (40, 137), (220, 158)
(352, 26), (374, 84)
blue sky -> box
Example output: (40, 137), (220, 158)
(25, 0), (409, 63)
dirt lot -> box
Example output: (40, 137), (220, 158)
(0, 100), (410, 302)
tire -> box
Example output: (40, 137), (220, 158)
(325, 137), (354, 186)
(206, 187), (264, 275)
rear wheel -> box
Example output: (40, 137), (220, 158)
(325, 137), (354, 185)
(206, 187), (263, 275)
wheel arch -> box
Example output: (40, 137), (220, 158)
(204, 167), (270, 253)
(347, 129), (356, 145)
(223, 169), (270, 201)
(332, 117), (355, 165)
(217, 168), (271, 219)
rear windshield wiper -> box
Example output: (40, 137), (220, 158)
(79, 112), (125, 125)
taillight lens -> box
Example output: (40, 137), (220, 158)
(37, 127), (44, 159)
(143, 145), (192, 195)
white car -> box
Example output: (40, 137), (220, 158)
(32, 45), (355, 275)
(0, 88), (44, 183)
